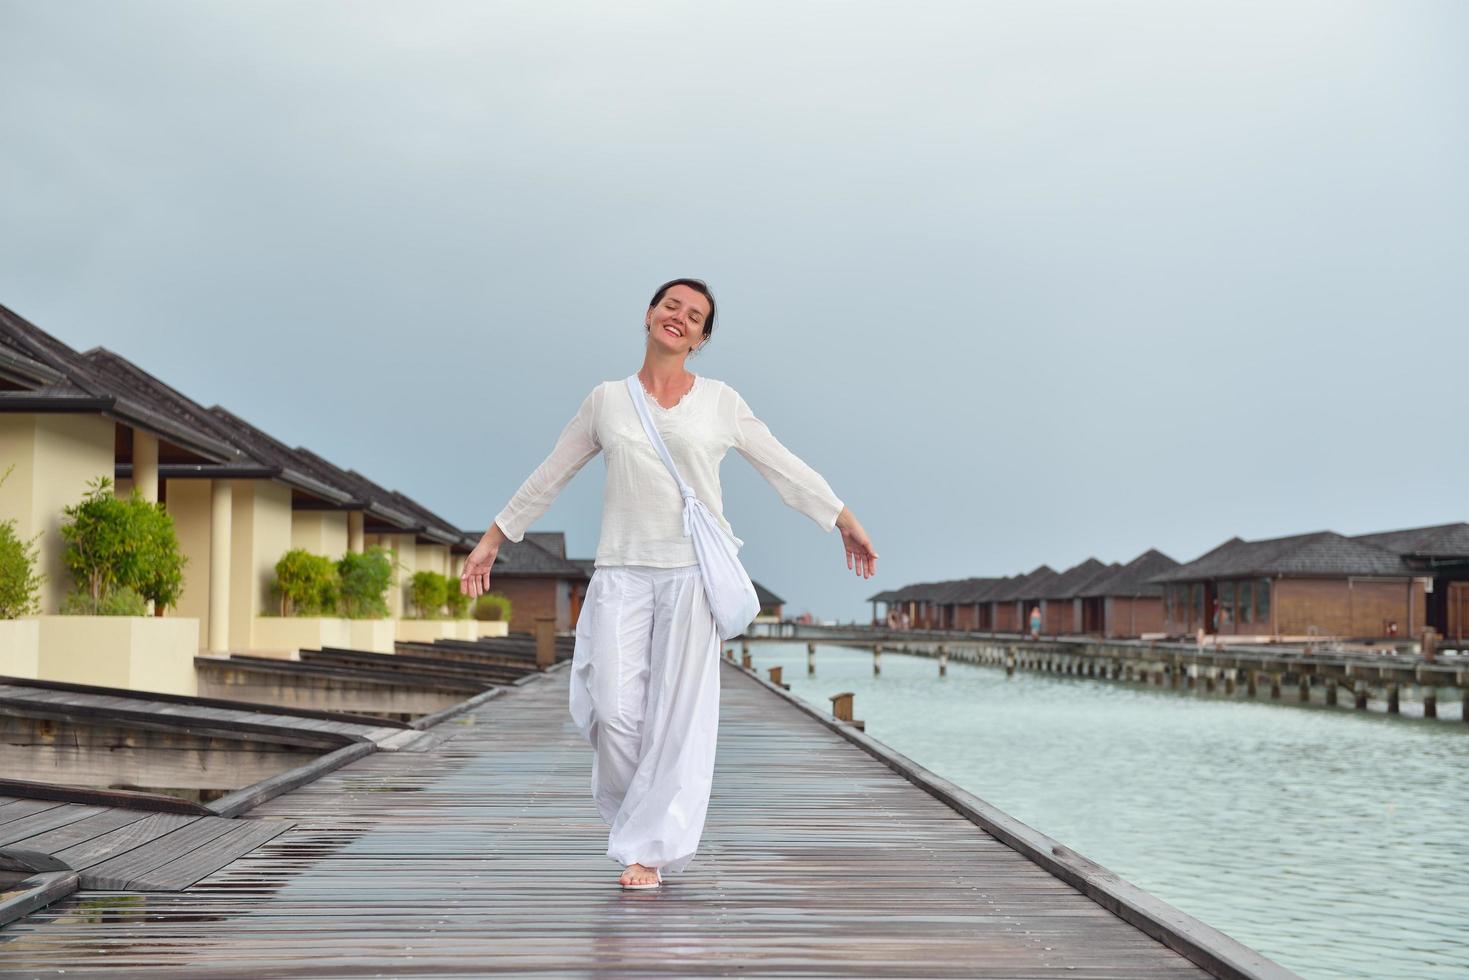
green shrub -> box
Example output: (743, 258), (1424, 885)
(337, 546), (392, 619)
(444, 576), (470, 619)
(59, 476), (186, 614)
(273, 548), (338, 617)
(60, 585), (147, 617)
(0, 464), (44, 618)
(409, 570), (448, 619)
(472, 592), (512, 623)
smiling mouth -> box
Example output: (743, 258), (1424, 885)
(663, 325), (683, 337)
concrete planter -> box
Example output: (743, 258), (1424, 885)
(395, 620), (459, 643)
(0, 619), (40, 678)
(453, 620), (478, 641)
(347, 619), (396, 653)
(35, 615), (199, 696)
(473, 621), (510, 639)
(251, 617), (353, 656)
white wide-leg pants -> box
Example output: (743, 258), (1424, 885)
(569, 564), (721, 874)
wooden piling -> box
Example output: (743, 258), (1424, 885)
(1387, 683), (1400, 715)
(1355, 680), (1369, 711)
(1424, 687), (1437, 719)
(1270, 674), (1282, 700)
(1005, 653), (1015, 677)
(741, 650), (753, 670)
(828, 691), (864, 730)
(1247, 672), (1258, 697)
(533, 617), (556, 671)
(872, 645), (881, 676)
(1223, 671), (1235, 696)
(1325, 679), (1338, 706)
(807, 641), (816, 676)
(767, 665), (786, 690)
(1298, 675), (1310, 703)
(938, 645), (948, 677)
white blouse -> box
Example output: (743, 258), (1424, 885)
(492, 375), (844, 568)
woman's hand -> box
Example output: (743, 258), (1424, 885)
(460, 525), (506, 598)
(835, 507), (877, 579)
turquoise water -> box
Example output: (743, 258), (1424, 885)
(745, 642), (1469, 980)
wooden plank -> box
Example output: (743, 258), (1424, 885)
(127, 818), (293, 891)
(51, 812), (199, 870)
(80, 817), (241, 889)
(0, 657), (1281, 979)
(0, 799), (66, 826)
(0, 803), (106, 846)
(4, 807), (154, 854)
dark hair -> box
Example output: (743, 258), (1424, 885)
(648, 278), (716, 353)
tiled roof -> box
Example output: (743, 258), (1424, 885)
(525, 532), (567, 559)
(83, 348), (363, 506)
(1037, 558), (1114, 600)
(385, 490), (467, 548)
(1352, 522), (1469, 559)
(988, 565), (1059, 603)
(1080, 549), (1178, 597)
(467, 531), (587, 579)
(0, 305), (240, 462)
(1149, 531), (1411, 583)
(752, 580), (785, 607)
(866, 588), (901, 602)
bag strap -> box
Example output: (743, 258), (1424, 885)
(625, 375), (699, 533)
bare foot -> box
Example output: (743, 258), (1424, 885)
(619, 862), (660, 887)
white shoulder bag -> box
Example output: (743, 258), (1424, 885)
(625, 374), (760, 641)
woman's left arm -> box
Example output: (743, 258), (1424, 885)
(732, 392), (878, 579)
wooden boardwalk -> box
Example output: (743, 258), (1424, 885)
(0, 659), (1275, 978)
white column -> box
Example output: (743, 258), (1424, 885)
(134, 429), (159, 503)
(348, 511), (365, 554)
(209, 479), (232, 653)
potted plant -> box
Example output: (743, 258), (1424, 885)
(0, 463), (44, 676)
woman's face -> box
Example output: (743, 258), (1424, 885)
(645, 284), (711, 357)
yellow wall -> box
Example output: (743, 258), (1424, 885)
(36, 615), (198, 696)
(0, 413), (115, 614)
(418, 543), (450, 582)
(384, 532), (418, 618)
(292, 510), (349, 558)
(227, 479), (293, 649)
(168, 479), (214, 646)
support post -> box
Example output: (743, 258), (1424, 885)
(807, 641), (816, 676)
(1325, 679), (1338, 706)
(207, 479), (232, 653)
(1387, 682), (1400, 715)
(938, 644), (947, 677)
(873, 644), (881, 677)
(533, 616), (556, 671)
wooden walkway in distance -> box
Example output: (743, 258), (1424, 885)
(0, 660), (1264, 978)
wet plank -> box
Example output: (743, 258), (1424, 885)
(0, 663), (1242, 977)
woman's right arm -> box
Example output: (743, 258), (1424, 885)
(461, 386), (602, 597)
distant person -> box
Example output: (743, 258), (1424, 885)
(459, 279), (879, 890)
(1029, 606), (1042, 639)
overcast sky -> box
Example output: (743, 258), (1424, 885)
(2, 1), (1464, 622)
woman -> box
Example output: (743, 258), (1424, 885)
(459, 278), (878, 889)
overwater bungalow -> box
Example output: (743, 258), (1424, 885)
(1076, 549), (1179, 638)
(1149, 530), (1432, 640)
(989, 565), (1059, 633)
(1352, 523), (1469, 642)
(753, 580), (785, 621)
(1032, 558), (1115, 636)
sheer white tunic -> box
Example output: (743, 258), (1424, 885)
(492, 375), (843, 566)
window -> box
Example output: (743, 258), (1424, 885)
(1219, 581), (1234, 627)
(1256, 578), (1271, 623)
(1191, 584), (1203, 621)
(1239, 581), (1253, 624)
